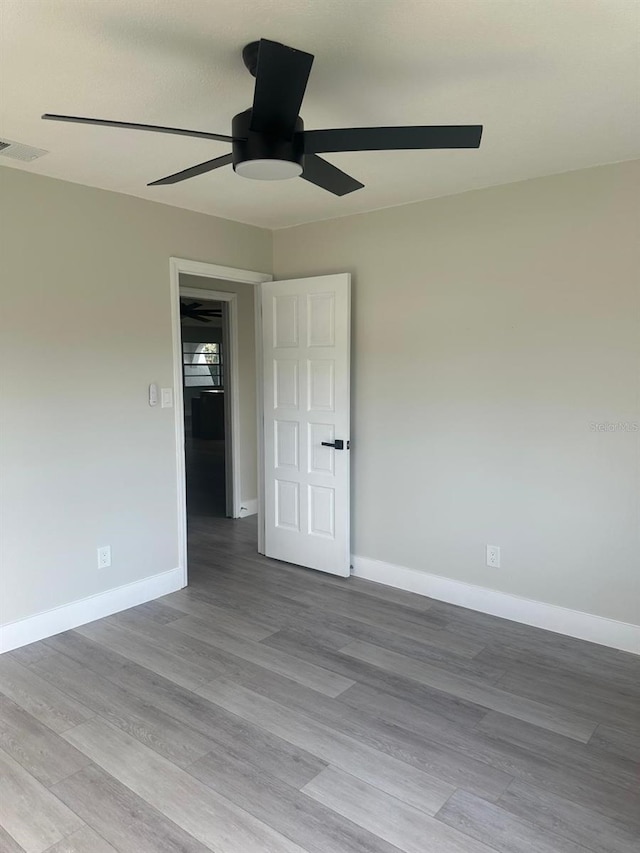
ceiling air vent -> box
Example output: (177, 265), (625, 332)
(0, 139), (49, 162)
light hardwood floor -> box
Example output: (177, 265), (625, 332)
(1, 516), (639, 852)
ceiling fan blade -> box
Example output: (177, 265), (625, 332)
(301, 154), (364, 196)
(42, 114), (234, 143)
(250, 39), (314, 136)
(148, 153), (233, 186)
(303, 125), (483, 153)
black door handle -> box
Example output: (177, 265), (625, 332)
(321, 440), (345, 450)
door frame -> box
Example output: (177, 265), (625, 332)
(169, 258), (272, 586)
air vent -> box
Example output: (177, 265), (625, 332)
(0, 139), (49, 162)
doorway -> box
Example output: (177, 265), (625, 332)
(170, 258), (273, 586)
(181, 298), (227, 521)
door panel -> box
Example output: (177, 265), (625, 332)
(262, 274), (350, 576)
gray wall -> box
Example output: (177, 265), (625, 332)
(0, 167), (271, 627)
(2, 160), (638, 635)
(180, 275), (258, 507)
(273, 160), (640, 625)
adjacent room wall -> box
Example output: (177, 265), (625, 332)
(0, 167), (271, 632)
(273, 160), (640, 627)
(181, 274), (258, 509)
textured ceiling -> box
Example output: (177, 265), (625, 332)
(1, 0), (638, 229)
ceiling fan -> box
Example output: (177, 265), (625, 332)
(180, 301), (222, 323)
(43, 38), (483, 196)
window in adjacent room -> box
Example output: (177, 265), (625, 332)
(182, 341), (223, 387)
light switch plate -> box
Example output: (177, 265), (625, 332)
(161, 388), (173, 408)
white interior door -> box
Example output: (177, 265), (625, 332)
(262, 274), (350, 576)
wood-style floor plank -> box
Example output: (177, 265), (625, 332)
(51, 764), (212, 853)
(124, 600), (185, 625)
(436, 789), (597, 853)
(0, 656), (94, 733)
(159, 591), (279, 640)
(164, 589), (355, 651)
(197, 567), (483, 658)
(42, 632), (328, 790)
(272, 584), (484, 657)
(264, 624), (505, 683)
(303, 765), (497, 853)
(169, 614), (355, 697)
(223, 659), (513, 801)
(476, 712), (640, 827)
(589, 722), (640, 763)
(340, 639), (598, 742)
(478, 711), (638, 793)
(496, 665), (640, 733)
(187, 750), (403, 853)
(498, 781), (640, 853)
(338, 679), (487, 739)
(42, 825), (119, 853)
(256, 628), (490, 728)
(0, 695), (91, 786)
(61, 716), (310, 853)
(0, 825), (27, 853)
(74, 619), (223, 690)
(6, 643), (54, 667)
(196, 677), (455, 815)
(346, 681), (640, 830)
(0, 747), (84, 853)
(472, 633), (640, 695)
(29, 650), (216, 768)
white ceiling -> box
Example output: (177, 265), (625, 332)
(1, 0), (638, 229)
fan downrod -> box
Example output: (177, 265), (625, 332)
(242, 42), (260, 78)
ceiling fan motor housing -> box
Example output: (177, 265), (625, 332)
(232, 109), (304, 180)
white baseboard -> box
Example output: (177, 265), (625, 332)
(351, 555), (640, 655)
(238, 499), (258, 518)
(0, 568), (184, 654)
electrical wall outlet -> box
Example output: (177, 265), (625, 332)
(486, 545), (501, 568)
(97, 545), (111, 569)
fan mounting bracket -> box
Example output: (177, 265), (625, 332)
(242, 42), (260, 78)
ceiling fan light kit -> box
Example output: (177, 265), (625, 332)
(232, 108), (304, 180)
(43, 38), (483, 196)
